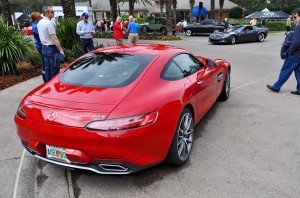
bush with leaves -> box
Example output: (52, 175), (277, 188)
(24, 50), (43, 68)
(0, 20), (34, 75)
(56, 18), (82, 59)
(229, 7), (243, 19)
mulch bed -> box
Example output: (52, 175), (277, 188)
(0, 61), (42, 91)
(0, 61), (69, 91)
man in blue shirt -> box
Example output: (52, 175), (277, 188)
(127, 18), (140, 44)
(76, 12), (95, 54)
(267, 8), (300, 95)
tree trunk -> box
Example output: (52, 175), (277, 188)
(165, 0), (172, 36)
(0, 0), (13, 26)
(61, 0), (75, 18)
(109, 0), (118, 23)
(71, 0), (76, 17)
(218, 0), (224, 21)
(129, 0), (134, 16)
(172, 0), (177, 22)
(189, 0), (195, 23)
(210, 0), (215, 19)
(159, 0), (165, 17)
(280, 0), (284, 11)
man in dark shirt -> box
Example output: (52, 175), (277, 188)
(267, 8), (300, 95)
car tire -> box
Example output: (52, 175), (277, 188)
(218, 69), (230, 101)
(257, 33), (265, 42)
(161, 27), (167, 35)
(141, 26), (148, 33)
(185, 29), (193, 36)
(229, 36), (236, 45)
(165, 108), (194, 166)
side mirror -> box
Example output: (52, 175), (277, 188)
(207, 60), (216, 67)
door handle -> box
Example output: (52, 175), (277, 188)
(197, 81), (203, 86)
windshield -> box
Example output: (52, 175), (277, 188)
(59, 52), (154, 88)
(227, 25), (244, 32)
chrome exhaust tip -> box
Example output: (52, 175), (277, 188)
(99, 164), (128, 172)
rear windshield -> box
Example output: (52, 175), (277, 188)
(59, 52), (154, 88)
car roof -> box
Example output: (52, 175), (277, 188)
(92, 44), (181, 56)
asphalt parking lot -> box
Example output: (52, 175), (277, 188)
(1, 33), (299, 198)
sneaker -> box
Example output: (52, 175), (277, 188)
(291, 91), (300, 95)
(267, 85), (279, 93)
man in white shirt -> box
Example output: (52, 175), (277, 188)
(37, 6), (64, 82)
(76, 12), (95, 54)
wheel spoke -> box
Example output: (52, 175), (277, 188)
(178, 140), (184, 157)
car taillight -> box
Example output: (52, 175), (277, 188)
(85, 111), (158, 131)
(16, 104), (27, 119)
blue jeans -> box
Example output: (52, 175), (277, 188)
(273, 55), (300, 92)
(38, 50), (46, 82)
(80, 38), (94, 54)
(42, 45), (60, 82)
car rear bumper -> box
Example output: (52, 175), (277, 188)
(22, 141), (153, 174)
(15, 115), (175, 174)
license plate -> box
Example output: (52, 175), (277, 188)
(46, 145), (70, 164)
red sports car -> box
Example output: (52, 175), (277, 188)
(21, 26), (33, 35)
(15, 44), (231, 174)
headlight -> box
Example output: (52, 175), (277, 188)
(85, 111), (158, 131)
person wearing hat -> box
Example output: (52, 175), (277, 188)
(76, 12), (95, 54)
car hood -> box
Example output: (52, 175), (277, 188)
(24, 81), (138, 127)
(210, 31), (231, 37)
(139, 22), (149, 26)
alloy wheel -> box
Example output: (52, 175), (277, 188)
(258, 33), (265, 42)
(177, 112), (194, 161)
(186, 30), (192, 36)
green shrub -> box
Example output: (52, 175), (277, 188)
(25, 50), (42, 68)
(0, 20), (34, 75)
(229, 7), (243, 19)
(94, 31), (180, 40)
(64, 49), (77, 62)
(56, 18), (82, 58)
(260, 21), (295, 31)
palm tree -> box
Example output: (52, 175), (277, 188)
(210, 0), (215, 19)
(280, 0), (284, 11)
(189, 0), (195, 23)
(218, 0), (225, 21)
(71, 0), (76, 17)
(128, 0), (134, 16)
(159, 0), (165, 17)
(110, 0), (118, 23)
(61, 0), (76, 18)
(165, 0), (172, 36)
(118, 0), (153, 17)
(0, 0), (13, 26)
(172, 0), (177, 22)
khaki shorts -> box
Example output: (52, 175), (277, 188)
(128, 33), (139, 44)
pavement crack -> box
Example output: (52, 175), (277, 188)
(0, 156), (21, 162)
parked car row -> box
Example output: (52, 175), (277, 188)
(183, 19), (268, 45)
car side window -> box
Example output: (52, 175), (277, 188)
(161, 54), (203, 81)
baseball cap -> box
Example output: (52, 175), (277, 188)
(82, 12), (89, 18)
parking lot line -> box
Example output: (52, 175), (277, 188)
(13, 149), (25, 198)
(232, 72), (279, 91)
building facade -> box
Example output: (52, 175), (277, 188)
(76, 0), (239, 22)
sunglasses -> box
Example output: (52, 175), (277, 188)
(292, 16), (297, 19)
(48, 11), (54, 13)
